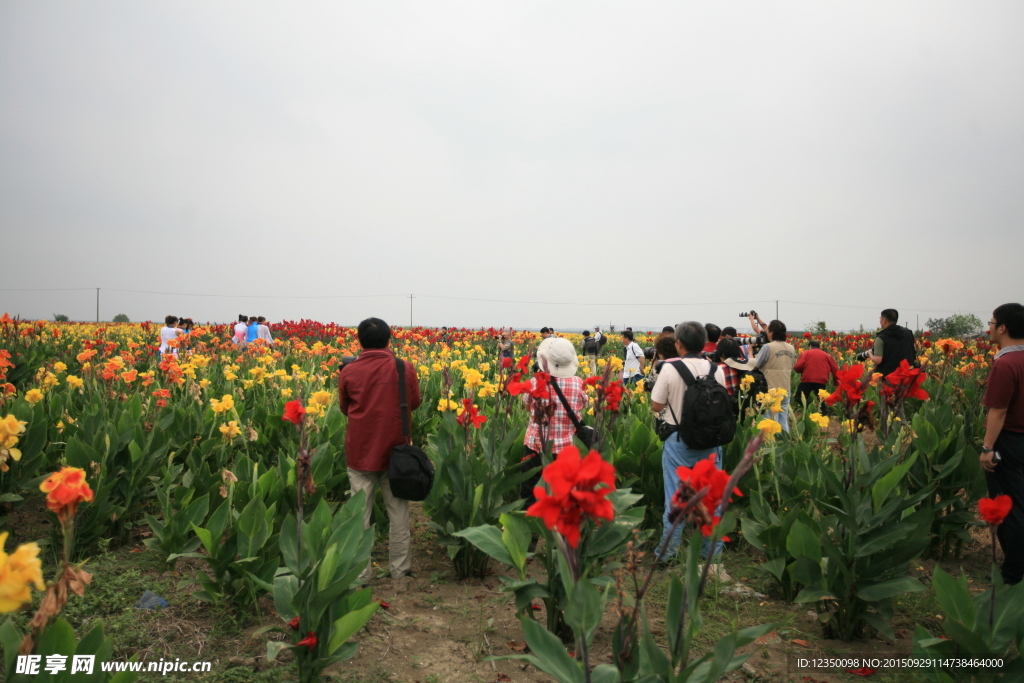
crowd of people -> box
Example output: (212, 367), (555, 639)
(151, 305), (1023, 588)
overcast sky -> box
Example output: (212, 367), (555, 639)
(2, 2), (1022, 332)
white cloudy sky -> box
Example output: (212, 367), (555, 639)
(2, 1), (1022, 332)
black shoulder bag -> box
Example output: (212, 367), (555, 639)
(387, 358), (434, 501)
(549, 378), (596, 449)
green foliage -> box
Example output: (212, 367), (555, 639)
(423, 411), (531, 579)
(269, 493), (379, 683)
(112, 314), (130, 323)
(912, 566), (1024, 681)
(925, 313), (983, 338)
(742, 434), (934, 641)
(1, 618), (140, 683)
(53, 314), (69, 322)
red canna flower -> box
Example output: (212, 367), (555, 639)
(526, 445), (616, 548)
(824, 364), (866, 410)
(583, 376), (601, 387)
(282, 400), (306, 425)
(673, 455), (742, 538)
(288, 616), (300, 630)
(603, 381), (624, 412)
(515, 355), (531, 372)
(501, 357), (513, 369)
(978, 495), (1012, 526)
(296, 631), (317, 648)
(456, 399), (488, 428)
(883, 360), (929, 402)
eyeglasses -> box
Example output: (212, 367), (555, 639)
(989, 320), (999, 326)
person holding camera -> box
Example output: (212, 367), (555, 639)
(650, 321), (727, 561)
(621, 330), (646, 386)
(752, 319), (796, 431)
(980, 303), (1024, 585)
(794, 340), (838, 407)
(857, 309), (917, 376)
(643, 333), (680, 392)
(582, 330), (599, 376)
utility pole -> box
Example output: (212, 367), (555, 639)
(96, 288), (100, 323)
(409, 294), (414, 328)
(775, 300), (779, 321)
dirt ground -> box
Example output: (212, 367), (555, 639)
(2, 497), (1000, 683)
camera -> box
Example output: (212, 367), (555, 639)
(739, 310), (758, 318)
(855, 350), (871, 362)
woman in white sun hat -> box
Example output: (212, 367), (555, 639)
(518, 337), (589, 506)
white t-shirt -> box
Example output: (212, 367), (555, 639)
(257, 324), (273, 342)
(233, 322), (248, 342)
(159, 326), (184, 354)
(650, 357), (727, 425)
(623, 341), (645, 377)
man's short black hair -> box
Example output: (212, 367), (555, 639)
(722, 326), (737, 337)
(768, 319), (787, 341)
(257, 316), (266, 323)
(705, 323), (721, 343)
(540, 327), (551, 334)
(993, 303), (1024, 338)
(165, 315), (178, 325)
(357, 317), (391, 349)
(583, 330), (591, 337)
(881, 309), (899, 324)
(809, 340), (821, 348)
(662, 326), (674, 333)
(622, 330), (634, 341)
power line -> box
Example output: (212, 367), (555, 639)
(1, 287), (992, 316)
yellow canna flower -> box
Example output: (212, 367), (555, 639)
(461, 368), (484, 389)
(280, 388), (293, 398)
(757, 418), (783, 440)
(437, 398), (458, 412)
(431, 362), (444, 372)
(477, 382), (497, 398)
(478, 363), (490, 373)
(210, 394), (235, 414)
(219, 421), (241, 440)
(24, 389), (44, 405)
(304, 401), (325, 417)
(818, 388), (831, 400)
(419, 365), (430, 377)
(310, 390), (333, 406)
(809, 413), (830, 430)
(740, 375), (755, 392)
(0, 531), (45, 613)
(199, 378), (211, 389)
(53, 362), (67, 374)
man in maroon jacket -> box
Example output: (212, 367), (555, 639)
(339, 317), (422, 581)
(793, 340), (839, 408)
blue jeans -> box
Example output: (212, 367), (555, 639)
(658, 435), (723, 561)
(769, 392), (792, 432)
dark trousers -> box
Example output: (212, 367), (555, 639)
(796, 382), (826, 409)
(987, 430), (1024, 584)
(520, 447), (542, 507)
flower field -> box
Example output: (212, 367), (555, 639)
(0, 314), (1020, 682)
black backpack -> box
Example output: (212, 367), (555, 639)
(388, 358), (434, 501)
(583, 337), (597, 354)
(665, 359), (736, 450)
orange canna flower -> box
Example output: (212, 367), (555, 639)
(76, 349), (97, 363)
(39, 467), (94, 522)
(120, 369), (138, 383)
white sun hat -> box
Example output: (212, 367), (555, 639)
(537, 337), (579, 378)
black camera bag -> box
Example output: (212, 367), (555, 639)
(388, 358), (434, 501)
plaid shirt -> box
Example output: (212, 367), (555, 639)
(719, 363), (740, 397)
(523, 376), (588, 453)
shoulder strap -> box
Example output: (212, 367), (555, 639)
(668, 359), (696, 387)
(549, 378), (585, 431)
(395, 357), (411, 444)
